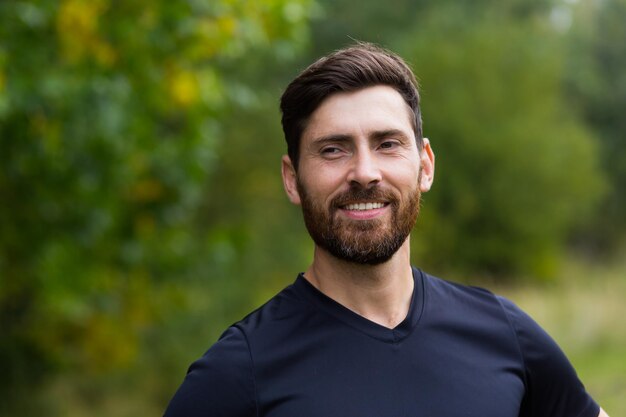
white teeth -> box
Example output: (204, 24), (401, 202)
(345, 202), (385, 211)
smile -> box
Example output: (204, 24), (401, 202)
(343, 202), (386, 211)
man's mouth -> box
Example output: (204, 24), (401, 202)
(342, 202), (387, 211)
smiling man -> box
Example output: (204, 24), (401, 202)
(164, 43), (608, 417)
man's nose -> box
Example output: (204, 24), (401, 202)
(347, 150), (382, 188)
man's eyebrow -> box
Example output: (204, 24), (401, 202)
(310, 134), (352, 146)
(309, 130), (411, 148)
(369, 129), (410, 141)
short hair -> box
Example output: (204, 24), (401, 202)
(280, 42), (423, 170)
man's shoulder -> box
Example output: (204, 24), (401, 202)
(419, 269), (499, 303)
(417, 268), (519, 326)
(183, 277), (310, 375)
(227, 276), (312, 340)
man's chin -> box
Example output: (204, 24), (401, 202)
(333, 218), (387, 233)
(328, 247), (397, 266)
(319, 232), (403, 265)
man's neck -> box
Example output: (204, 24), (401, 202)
(303, 241), (414, 329)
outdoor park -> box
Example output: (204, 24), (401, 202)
(1, 0), (625, 415)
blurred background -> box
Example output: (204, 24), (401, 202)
(1, 0), (625, 415)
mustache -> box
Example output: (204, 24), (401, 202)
(331, 185), (397, 208)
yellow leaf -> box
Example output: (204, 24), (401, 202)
(167, 67), (199, 107)
(56, 0), (114, 66)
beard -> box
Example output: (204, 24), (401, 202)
(297, 174), (422, 265)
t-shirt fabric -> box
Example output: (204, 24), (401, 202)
(164, 268), (599, 417)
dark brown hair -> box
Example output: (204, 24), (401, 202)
(280, 42), (423, 170)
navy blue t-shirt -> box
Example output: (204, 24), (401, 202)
(164, 268), (599, 417)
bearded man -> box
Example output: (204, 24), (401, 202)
(164, 43), (608, 417)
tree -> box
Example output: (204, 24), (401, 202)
(394, 4), (605, 278)
(564, 0), (626, 254)
(0, 0), (312, 413)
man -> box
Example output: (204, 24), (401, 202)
(164, 43), (608, 417)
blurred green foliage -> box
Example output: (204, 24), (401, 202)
(0, 0), (622, 415)
(397, 3), (605, 277)
(564, 0), (626, 253)
(0, 0), (312, 413)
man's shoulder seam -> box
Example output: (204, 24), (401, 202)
(232, 324), (260, 417)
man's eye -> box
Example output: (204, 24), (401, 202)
(321, 147), (341, 154)
(379, 141), (397, 149)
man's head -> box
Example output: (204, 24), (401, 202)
(280, 44), (434, 265)
(280, 42), (423, 171)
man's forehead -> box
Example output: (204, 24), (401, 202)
(302, 85), (415, 142)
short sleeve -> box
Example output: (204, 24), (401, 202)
(498, 296), (599, 417)
(164, 326), (257, 417)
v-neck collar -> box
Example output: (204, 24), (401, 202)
(293, 267), (425, 343)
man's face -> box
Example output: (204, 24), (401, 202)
(282, 85), (434, 265)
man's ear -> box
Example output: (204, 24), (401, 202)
(419, 138), (435, 192)
(281, 155), (302, 205)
